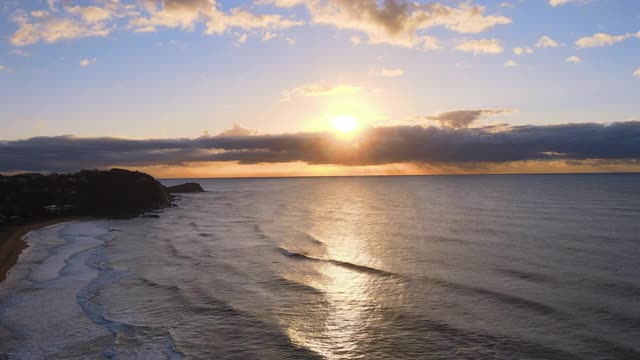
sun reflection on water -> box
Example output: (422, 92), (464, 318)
(285, 264), (378, 359)
(282, 183), (388, 359)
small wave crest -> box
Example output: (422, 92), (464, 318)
(495, 268), (551, 284)
(328, 259), (399, 278)
(419, 275), (560, 316)
(278, 247), (317, 261)
(299, 232), (325, 246)
(277, 247), (401, 278)
(253, 224), (273, 241)
(80, 247), (184, 359)
(262, 277), (325, 296)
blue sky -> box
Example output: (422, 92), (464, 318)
(0, 0), (639, 176)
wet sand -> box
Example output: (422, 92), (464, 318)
(0, 217), (94, 283)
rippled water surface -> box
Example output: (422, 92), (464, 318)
(1, 174), (639, 359)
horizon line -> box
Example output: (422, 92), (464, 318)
(158, 171), (640, 180)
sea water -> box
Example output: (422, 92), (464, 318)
(1, 174), (639, 359)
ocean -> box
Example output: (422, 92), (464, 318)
(1, 174), (639, 359)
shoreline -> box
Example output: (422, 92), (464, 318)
(0, 216), (95, 283)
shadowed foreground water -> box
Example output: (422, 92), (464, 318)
(1, 174), (639, 359)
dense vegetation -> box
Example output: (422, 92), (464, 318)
(0, 169), (175, 221)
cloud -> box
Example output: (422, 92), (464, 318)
(66, 5), (113, 24)
(130, 0), (303, 36)
(2, 121), (639, 172)
(265, 0), (510, 50)
(260, 0), (306, 7)
(156, 39), (178, 46)
(374, 68), (404, 77)
(10, 9), (111, 46)
(421, 109), (515, 129)
(47, 0), (60, 11)
(565, 55), (582, 64)
(498, 2), (515, 9)
(575, 32), (638, 49)
(80, 57), (96, 67)
(9, 0), (303, 46)
(281, 83), (361, 101)
(549, 0), (587, 6)
(456, 39), (503, 55)
(6, 0), (513, 51)
(536, 36), (561, 48)
(262, 31), (277, 41)
(350, 35), (362, 46)
(217, 123), (257, 137)
(10, 49), (31, 57)
(634, 68), (640, 78)
(504, 60), (519, 68)
(513, 47), (533, 55)
(235, 33), (248, 45)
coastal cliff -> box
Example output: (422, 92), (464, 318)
(0, 168), (204, 283)
(0, 169), (172, 220)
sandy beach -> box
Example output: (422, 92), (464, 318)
(0, 217), (94, 283)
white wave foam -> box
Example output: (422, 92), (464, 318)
(0, 222), (115, 359)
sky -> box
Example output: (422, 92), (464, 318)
(0, 0), (639, 177)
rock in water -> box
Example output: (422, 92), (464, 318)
(166, 182), (205, 193)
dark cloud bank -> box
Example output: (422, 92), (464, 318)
(1, 121), (639, 173)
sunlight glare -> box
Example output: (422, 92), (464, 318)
(330, 115), (359, 134)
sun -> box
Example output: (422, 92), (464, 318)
(329, 115), (359, 133)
